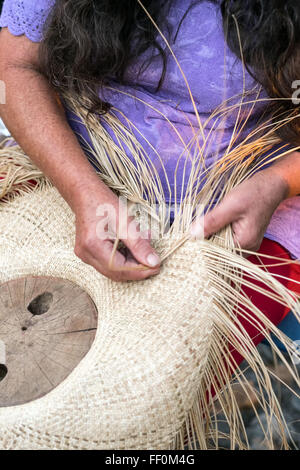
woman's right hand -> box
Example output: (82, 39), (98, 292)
(0, 30), (160, 283)
(73, 183), (161, 282)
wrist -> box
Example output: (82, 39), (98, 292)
(61, 171), (103, 211)
(269, 151), (300, 198)
(70, 174), (118, 216)
(261, 166), (290, 202)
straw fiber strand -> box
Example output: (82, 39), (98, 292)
(0, 173), (299, 448)
(0, 187), (215, 449)
(0, 18), (300, 444)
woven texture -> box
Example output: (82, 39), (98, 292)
(0, 187), (214, 450)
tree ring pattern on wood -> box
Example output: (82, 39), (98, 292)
(0, 276), (98, 407)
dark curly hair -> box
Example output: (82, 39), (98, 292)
(39, 0), (300, 144)
(39, 0), (172, 113)
(221, 0), (300, 144)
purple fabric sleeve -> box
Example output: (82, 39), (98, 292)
(0, 0), (55, 42)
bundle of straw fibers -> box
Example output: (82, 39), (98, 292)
(0, 184), (215, 450)
(0, 101), (299, 449)
(0, 3), (299, 446)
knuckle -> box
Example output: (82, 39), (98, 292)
(205, 210), (223, 234)
(81, 235), (96, 251)
(239, 232), (258, 249)
(75, 233), (100, 262)
(247, 230), (259, 247)
(129, 236), (148, 252)
(78, 232), (99, 254)
(74, 243), (86, 261)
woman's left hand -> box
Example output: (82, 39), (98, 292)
(191, 167), (289, 252)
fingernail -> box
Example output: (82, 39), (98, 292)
(146, 253), (160, 267)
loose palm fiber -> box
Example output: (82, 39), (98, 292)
(0, 5), (300, 448)
(0, 103), (299, 449)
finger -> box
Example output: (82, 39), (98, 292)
(231, 222), (263, 256)
(89, 240), (160, 282)
(121, 220), (161, 268)
(189, 215), (204, 239)
(84, 252), (159, 282)
(234, 233), (262, 254)
(203, 201), (238, 238)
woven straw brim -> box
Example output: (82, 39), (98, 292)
(0, 187), (214, 450)
(1, 83), (300, 448)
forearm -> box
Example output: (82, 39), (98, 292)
(0, 62), (109, 212)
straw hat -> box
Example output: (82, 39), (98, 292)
(0, 99), (299, 449)
(0, 183), (217, 450)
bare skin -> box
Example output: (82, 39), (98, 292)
(0, 29), (300, 274)
(191, 153), (300, 252)
(0, 28), (161, 282)
(191, 167), (290, 252)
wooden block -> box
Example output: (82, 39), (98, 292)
(0, 276), (97, 407)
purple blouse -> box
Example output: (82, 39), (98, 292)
(1, 0), (300, 259)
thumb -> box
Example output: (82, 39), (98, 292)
(189, 201), (235, 240)
(122, 223), (161, 268)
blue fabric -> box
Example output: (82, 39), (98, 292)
(263, 310), (300, 352)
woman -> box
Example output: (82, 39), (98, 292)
(0, 1), (300, 352)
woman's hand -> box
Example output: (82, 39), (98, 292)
(191, 167), (289, 252)
(74, 183), (161, 282)
(0, 30), (160, 282)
